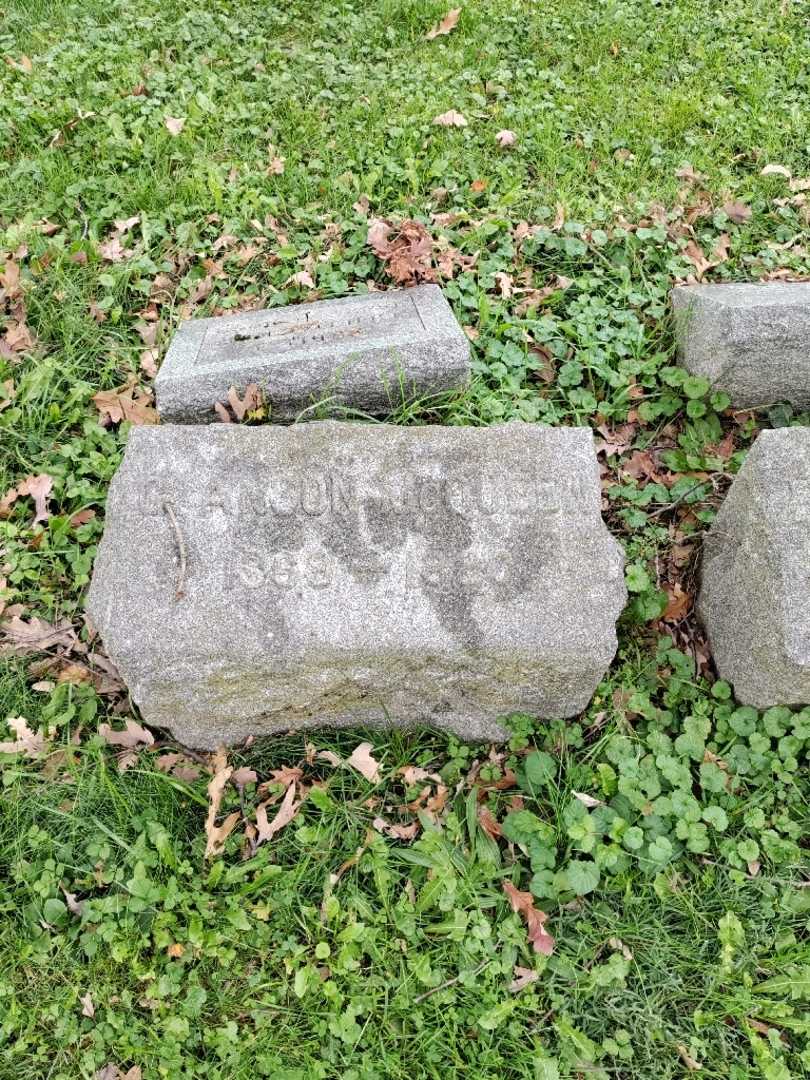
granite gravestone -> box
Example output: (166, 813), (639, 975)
(86, 423), (626, 748)
(671, 282), (810, 408)
(155, 285), (470, 423)
(699, 428), (810, 708)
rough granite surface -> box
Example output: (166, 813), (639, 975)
(698, 428), (810, 708)
(86, 423), (626, 748)
(671, 282), (810, 408)
(155, 285), (470, 423)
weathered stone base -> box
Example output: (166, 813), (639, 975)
(86, 422), (627, 747)
(698, 428), (810, 708)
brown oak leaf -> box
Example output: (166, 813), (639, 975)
(204, 747), (240, 859)
(502, 881), (555, 956)
(255, 780), (303, 846)
(98, 719), (154, 749)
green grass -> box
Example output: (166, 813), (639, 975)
(1, 0), (810, 1077)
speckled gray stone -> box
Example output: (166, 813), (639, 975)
(155, 285), (470, 423)
(698, 428), (810, 708)
(85, 422), (626, 748)
(671, 282), (810, 408)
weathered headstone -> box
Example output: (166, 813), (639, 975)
(86, 422), (626, 748)
(698, 428), (810, 708)
(671, 282), (810, 407)
(155, 284), (470, 422)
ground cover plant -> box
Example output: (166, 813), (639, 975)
(1, 0), (809, 1076)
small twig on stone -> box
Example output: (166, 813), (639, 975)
(163, 502), (187, 599)
(413, 959), (491, 1004)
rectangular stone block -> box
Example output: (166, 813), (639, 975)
(699, 428), (810, 708)
(671, 282), (810, 408)
(155, 285), (470, 422)
(86, 423), (626, 748)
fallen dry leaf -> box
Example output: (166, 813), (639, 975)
(255, 780), (303, 846)
(662, 582), (692, 622)
(761, 163), (791, 178)
(1, 614), (76, 654)
(283, 270), (315, 289)
(0, 716), (46, 756)
(61, 885), (85, 917)
(675, 163), (706, 184)
(426, 6), (461, 38)
(0, 378), (14, 411)
(367, 218), (436, 285)
(99, 236), (134, 263)
(98, 719), (154, 749)
(433, 109), (467, 127)
(495, 129), (516, 148)
(477, 804), (503, 839)
(164, 116), (186, 136)
(348, 741), (381, 783)
(15, 473), (53, 523)
(502, 881), (555, 956)
(225, 383), (263, 421)
(140, 349), (159, 378)
(114, 215), (140, 235)
(231, 766), (258, 787)
(722, 200), (752, 224)
(572, 791), (604, 809)
(316, 749), (342, 767)
(5, 54), (33, 73)
(93, 387), (158, 426)
(509, 965), (540, 993)
(268, 155), (285, 175)
(80, 992), (95, 1019)
(676, 1043), (702, 1071)
(204, 747), (240, 859)
(372, 815), (420, 841)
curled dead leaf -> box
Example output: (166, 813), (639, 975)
(255, 780), (303, 846)
(495, 129), (516, 148)
(164, 116), (186, 136)
(502, 881), (555, 956)
(14, 473), (53, 523)
(98, 719), (154, 749)
(204, 747), (240, 859)
(722, 200), (752, 224)
(93, 386), (158, 426)
(0, 716), (46, 756)
(372, 815), (420, 841)
(1, 614), (77, 654)
(572, 791), (604, 809)
(433, 109), (467, 127)
(425, 7), (461, 38)
(477, 804), (503, 839)
(761, 163), (791, 178)
(509, 965), (540, 993)
(348, 741), (381, 783)
(80, 992), (95, 1019)
(224, 383), (263, 421)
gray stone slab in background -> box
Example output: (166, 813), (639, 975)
(86, 422), (626, 748)
(698, 428), (810, 708)
(155, 285), (470, 423)
(671, 282), (810, 408)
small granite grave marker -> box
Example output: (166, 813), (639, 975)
(671, 282), (810, 408)
(86, 422), (626, 748)
(698, 428), (810, 708)
(155, 284), (470, 422)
